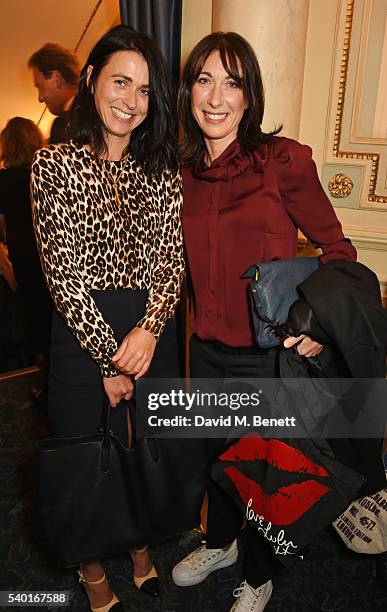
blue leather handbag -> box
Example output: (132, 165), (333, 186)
(242, 256), (319, 349)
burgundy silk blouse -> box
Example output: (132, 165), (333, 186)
(182, 137), (357, 347)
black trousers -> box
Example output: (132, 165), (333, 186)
(190, 335), (283, 588)
(48, 289), (179, 444)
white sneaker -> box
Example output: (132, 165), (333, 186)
(230, 580), (273, 612)
(172, 539), (238, 586)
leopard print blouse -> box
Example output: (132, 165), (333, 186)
(31, 142), (184, 377)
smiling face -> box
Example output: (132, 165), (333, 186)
(88, 50), (150, 158)
(191, 50), (246, 160)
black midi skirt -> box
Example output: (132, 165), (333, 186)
(48, 289), (179, 444)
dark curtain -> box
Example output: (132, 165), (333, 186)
(119, 0), (186, 375)
(119, 0), (182, 82)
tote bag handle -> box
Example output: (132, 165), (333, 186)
(99, 398), (113, 473)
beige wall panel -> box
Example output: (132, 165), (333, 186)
(300, 0), (387, 298)
(372, 20), (387, 139)
(299, 0), (338, 172)
(181, 0), (212, 67)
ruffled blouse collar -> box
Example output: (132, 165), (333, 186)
(192, 139), (267, 182)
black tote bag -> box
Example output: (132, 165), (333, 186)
(37, 402), (207, 567)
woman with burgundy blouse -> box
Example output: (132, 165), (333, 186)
(172, 32), (356, 612)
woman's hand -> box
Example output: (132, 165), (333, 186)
(103, 374), (133, 408)
(112, 327), (156, 379)
(283, 334), (323, 358)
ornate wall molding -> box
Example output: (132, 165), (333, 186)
(328, 173), (354, 198)
(333, 0), (387, 205)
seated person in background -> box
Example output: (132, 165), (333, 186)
(0, 215), (21, 370)
(0, 117), (51, 368)
(0, 215), (16, 291)
(28, 43), (80, 143)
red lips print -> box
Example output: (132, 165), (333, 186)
(220, 434), (332, 526)
(224, 466), (331, 525)
(220, 432), (329, 478)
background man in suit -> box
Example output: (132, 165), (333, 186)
(28, 43), (80, 143)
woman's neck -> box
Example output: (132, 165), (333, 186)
(105, 134), (130, 161)
(203, 135), (238, 166)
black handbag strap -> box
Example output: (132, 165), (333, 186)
(99, 398), (112, 473)
(98, 398), (112, 436)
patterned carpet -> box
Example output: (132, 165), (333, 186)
(0, 373), (386, 612)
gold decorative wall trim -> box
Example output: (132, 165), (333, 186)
(333, 0), (387, 204)
(328, 172), (354, 198)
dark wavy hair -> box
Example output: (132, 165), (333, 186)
(178, 31), (281, 163)
(67, 25), (179, 176)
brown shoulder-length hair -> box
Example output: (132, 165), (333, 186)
(0, 117), (43, 167)
(178, 31), (281, 163)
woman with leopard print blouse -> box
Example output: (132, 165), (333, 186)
(31, 26), (184, 612)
